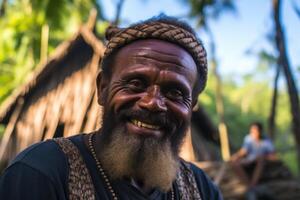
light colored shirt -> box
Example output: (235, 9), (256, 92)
(242, 134), (275, 162)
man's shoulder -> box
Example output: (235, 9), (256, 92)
(11, 139), (64, 168)
(11, 134), (83, 166)
(0, 136), (82, 199)
(6, 136), (78, 181)
(187, 161), (223, 200)
(188, 162), (214, 185)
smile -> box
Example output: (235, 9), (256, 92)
(131, 119), (160, 130)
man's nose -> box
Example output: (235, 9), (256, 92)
(138, 86), (167, 112)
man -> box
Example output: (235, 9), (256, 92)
(0, 15), (222, 199)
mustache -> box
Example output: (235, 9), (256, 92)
(118, 109), (177, 131)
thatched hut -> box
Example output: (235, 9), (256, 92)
(0, 23), (106, 166)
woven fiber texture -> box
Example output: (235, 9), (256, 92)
(53, 138), (96, 200)
(176, 160), (202, 200)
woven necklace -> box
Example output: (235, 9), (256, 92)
(87, 134), (175, 200)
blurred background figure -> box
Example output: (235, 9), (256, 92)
(231, 122), (277, 188)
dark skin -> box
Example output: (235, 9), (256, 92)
(83, 39), (198, 189)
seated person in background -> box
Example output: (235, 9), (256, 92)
(230, 122), (277, 188)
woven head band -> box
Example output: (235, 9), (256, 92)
(102, 17), (208, 94)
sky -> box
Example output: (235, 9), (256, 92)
(100, 0), (300, 82)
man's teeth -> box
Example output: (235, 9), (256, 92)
(131, 119), (160, 130)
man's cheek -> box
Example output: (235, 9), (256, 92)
(112, 94), (141, 113)
(167, 103), (191, 124)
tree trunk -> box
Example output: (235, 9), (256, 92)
(292, 0), (300, 19)
(191, 107), (219, 145)
(273, 0), (300, 173)
(206, 26), (231, 161)
(0, 0), (7, 16)
(268, 63), (280, 140)
(114, 0), (125, 25)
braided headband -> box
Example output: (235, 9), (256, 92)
(102, 19), (208, 93)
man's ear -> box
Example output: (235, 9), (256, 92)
(192, 102), (199, 111)
(192, 99), (199, 111)
(96, 71), (109, 106)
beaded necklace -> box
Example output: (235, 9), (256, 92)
(87, 134), (175, 200)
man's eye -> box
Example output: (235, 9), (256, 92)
(127, 79), (146, 91)
(166, 89), (184, 100)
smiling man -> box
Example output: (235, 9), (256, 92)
(0, 15), (222, 200)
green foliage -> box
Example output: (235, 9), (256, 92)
(278, 147), (297, 175)
(182, 0), (235, 27)
(200, 71), (270, 146)
(182, 0), (297, 173)
(0, 124), (5, 138)
(199, 66), (296, 171)
(0, 0), (105, 106)
(95, 20), (110, 39)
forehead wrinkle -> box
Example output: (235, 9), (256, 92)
(130, 56), (195, 83)
(114, 40), (198, 87)
(132, 55), (183, 69)
(131, 46), (187, 60)
(132, 48), (192, 68)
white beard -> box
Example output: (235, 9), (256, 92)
(98, 125), (179, 192)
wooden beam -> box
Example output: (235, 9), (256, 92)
(0, 98), (23, 161)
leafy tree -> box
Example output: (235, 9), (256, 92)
(0, 0), (105, 105)
(273, 0), (300, 172)
(200, 66), (298, 173)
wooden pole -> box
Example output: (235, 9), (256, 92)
(40, 24), (49, 63)
(0, 98), (23, 161)
(207, 26), (231, 161)
(180, 127), (196, 161)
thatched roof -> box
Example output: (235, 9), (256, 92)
(0, 23), (105, 163)
(0, 26), (104, 123)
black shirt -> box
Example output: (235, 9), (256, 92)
(0, 135), (222, 200)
